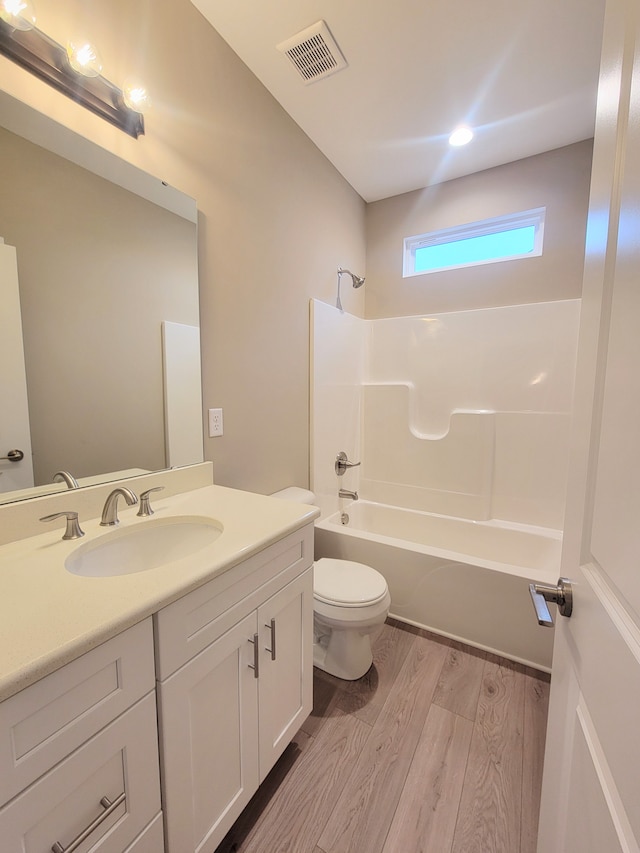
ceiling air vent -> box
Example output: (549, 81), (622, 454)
(277, 20), (348, 85)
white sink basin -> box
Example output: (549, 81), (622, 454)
(65, 516), (224, 577)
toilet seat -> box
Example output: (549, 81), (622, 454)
(314, 558), (388, 607)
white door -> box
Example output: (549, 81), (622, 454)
(537, 0), (640, 850)
(0, 241), (34, 493)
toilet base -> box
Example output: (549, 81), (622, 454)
(313, 625), (380, 681)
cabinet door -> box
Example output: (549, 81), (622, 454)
(257, 568), (313, 781)
(158, 612), (259, 853)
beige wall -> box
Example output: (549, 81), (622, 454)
(365, 141), (593, 318)
(0, 0), (366, 495)
(0, 0), (593, 498)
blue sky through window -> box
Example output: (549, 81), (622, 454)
(414, 225), (536, 272)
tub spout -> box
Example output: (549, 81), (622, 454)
(339, 489), (358, 501)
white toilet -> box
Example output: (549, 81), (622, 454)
(271, 487), (391, 680)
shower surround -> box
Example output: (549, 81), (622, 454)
(310, 298), (581, 668)
(311, 298), (580, 527)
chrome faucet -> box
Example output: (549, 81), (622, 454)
(338, 488), (358, 501)
(53, 470), (79, 489)
(100, 487), (138, 526)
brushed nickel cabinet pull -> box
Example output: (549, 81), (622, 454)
(248, 633), (260, 678)
(51, 792), (125, 853)
(265, 618), (276, 660)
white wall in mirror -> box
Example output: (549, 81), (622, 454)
(0, 92), (203, 504)
(162, 321), (204, 469)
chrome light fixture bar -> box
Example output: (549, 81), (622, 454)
(0, 17), (144, 138)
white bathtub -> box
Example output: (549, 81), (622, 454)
(314, 501), (561, 671)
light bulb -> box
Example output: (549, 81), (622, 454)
(67, 39), (102, 77)
(123, 80), (150, 112)
(0, 0), (36, 30)
(449, 126), (474, 147)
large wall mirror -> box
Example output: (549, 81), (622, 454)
(0, 92), (203, 504)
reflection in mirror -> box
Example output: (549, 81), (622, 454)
(0, 101), (202, 504)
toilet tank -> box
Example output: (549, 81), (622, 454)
(271, 487), (316, 505)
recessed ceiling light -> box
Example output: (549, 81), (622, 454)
(449, 126), (474, 147)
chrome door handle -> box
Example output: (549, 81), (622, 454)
(529, 577), (573, 626)
(335, 451), (361, 475)
(265, 618), (276, 660)
(51, 792), (125, 852)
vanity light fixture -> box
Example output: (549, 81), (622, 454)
(0, 1), (146, 138)
(66, 39), (102, 77)
(0, 0), (35, 30)
(122, 79), (150, 112)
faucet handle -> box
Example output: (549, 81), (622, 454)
(335, 451), (361, 476)
(137, 486), (165, 517)
(40, 511), (85, 540)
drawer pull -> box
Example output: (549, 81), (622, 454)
(265, 618), (277, 660)
(51, 792), (126, 853)
(248, 633), (259, 678)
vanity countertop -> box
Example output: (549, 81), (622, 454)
(0, 484), (319, 702)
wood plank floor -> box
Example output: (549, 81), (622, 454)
(216, 618), (550, 853)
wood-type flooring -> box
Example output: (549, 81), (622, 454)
(216, 617), (550, 853)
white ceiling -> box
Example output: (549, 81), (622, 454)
(191, 0), (606, 202)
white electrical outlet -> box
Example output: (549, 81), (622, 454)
(208, 408), (223, 437)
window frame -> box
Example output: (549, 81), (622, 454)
(402, 207), (546, 278)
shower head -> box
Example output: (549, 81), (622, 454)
(338, 267), (365, 288)
(336, 266), (365, 311)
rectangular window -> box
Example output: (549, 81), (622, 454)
(403, 207), (545, 277)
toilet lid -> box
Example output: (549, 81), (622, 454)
(314, 558), (388, 607)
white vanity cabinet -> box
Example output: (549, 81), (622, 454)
(0, 618), (163, 852)
(155, 525), (314, 853)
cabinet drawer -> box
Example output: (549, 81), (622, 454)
(0, 692), (161, 853)
(0, 619), (155, 804)
(155, 525), (314, 679)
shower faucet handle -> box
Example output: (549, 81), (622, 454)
(335, 451), (361, 476)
